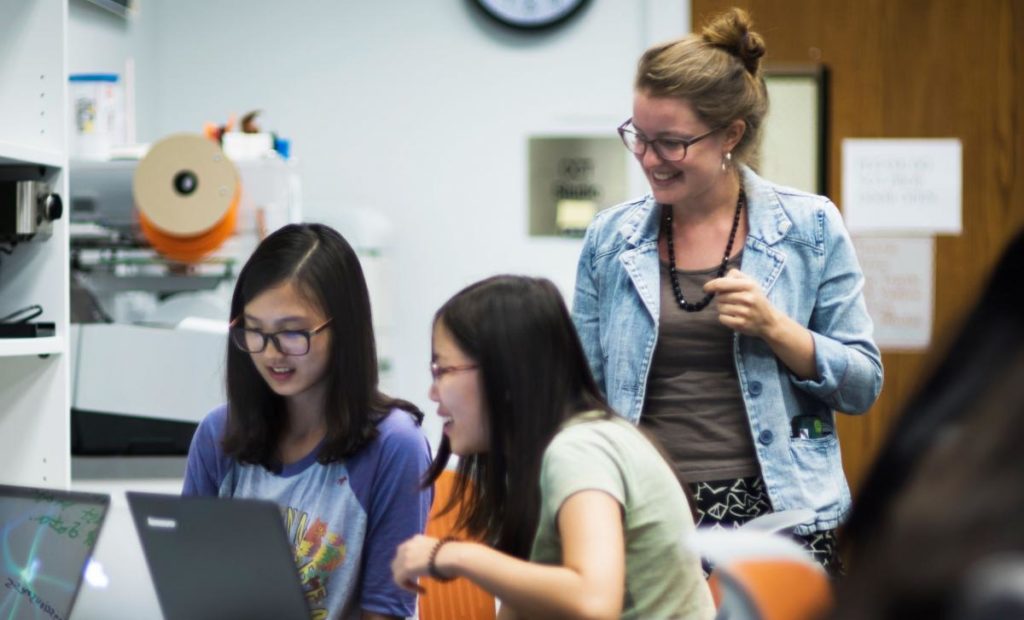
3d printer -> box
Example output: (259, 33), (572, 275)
(69, 133), (300, 455)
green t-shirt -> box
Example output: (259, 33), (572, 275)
(530, 411), (715, 619)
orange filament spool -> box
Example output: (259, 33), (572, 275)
(133, 133), (240, 264)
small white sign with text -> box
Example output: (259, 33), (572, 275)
(842, 139), (962, 235)
(853, 236), (934, 351)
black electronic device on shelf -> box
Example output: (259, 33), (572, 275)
(0, 304), (55, 338)
(0, 322), (55, 338)
(0, 166), (63, 243)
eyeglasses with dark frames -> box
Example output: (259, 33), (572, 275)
(617, 118), (724, 162)
(229, 317), (333, 356)
(429, 362), (478, 382)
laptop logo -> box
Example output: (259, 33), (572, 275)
(146, 516), (177, 530)
(84, 559), (110, 589)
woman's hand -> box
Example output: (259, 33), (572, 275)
(388, 491), (625, 619)
(391, 534), (438, 594)
(705, 268), (780, 338)
(706, 268), (819, 380)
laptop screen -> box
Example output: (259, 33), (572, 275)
(0, 484), (109, 620)
(126, 492), (310, 620)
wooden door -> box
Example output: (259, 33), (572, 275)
(691, 0), (1024, 492)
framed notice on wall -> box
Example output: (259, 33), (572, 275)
(760, 65), (828, 195)
(528, 135), (629, 237)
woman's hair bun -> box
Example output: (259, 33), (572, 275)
(701, 7), (766, 75)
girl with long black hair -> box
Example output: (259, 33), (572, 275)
(184, 223), (432, 620)
(391, 275), (713, 620)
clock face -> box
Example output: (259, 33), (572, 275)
(473, 0), (589, 30)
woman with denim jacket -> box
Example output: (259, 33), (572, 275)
(571, 8), (882, 573)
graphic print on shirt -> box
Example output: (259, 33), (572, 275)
(285, 506), (347, 620)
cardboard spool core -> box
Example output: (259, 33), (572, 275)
(133, 133), (240, 263)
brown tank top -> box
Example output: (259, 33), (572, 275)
(639, 252), (760, 481)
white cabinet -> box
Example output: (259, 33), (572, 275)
(0, 0), (70, 488)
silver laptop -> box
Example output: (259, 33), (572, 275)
(0, 483), (110, 620)
(126, 492), (310, 620)
(69, 490), (163, 620)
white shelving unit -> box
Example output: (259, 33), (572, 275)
(0, 142), (65, 169)
(0, 0), (71, 488)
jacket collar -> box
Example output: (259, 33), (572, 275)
(618, 165), (792, 248)
(741, 165), (792, 245)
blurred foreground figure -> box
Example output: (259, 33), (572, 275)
(832, 228), (1024, 620)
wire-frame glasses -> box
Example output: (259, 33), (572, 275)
(617, 118), (723, 162)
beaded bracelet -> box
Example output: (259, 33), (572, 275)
(428, 536), (458, 582)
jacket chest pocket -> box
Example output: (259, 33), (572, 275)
(788, 435), (842, 511)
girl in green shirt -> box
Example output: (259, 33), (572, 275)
(391, 275), (713, 619)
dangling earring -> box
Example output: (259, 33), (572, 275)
(721, 151), (732, 172)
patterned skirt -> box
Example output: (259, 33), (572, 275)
(689, 475), (844, 576)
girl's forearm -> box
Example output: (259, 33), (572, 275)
(436, 542), (619, 620)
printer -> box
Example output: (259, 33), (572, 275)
(68, 136), (301, 455)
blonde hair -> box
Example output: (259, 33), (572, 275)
(635, 8), (768, 167)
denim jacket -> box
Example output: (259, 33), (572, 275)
(571, 166), (883, 533)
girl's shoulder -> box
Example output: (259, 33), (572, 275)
(373, 407), (428, 444)
(344, 407), (432, 511)
(560, 409), (630, 431)
(182, 404), (235, 496)
(192, 404), (230, 457)
(202, 403), (229, 430)
(550, 410), (635, 450)
(348, 407), (430, 470)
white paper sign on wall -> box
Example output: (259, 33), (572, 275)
(853, 236), (935, 351)
(842, 139), (962, 235)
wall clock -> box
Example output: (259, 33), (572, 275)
(472, 0), (590, 31)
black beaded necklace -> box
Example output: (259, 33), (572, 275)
(663, 189), (745, 312)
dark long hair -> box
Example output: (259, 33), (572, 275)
(832, 228), (1024, 619)
(842, 229), (1024, 548)
(424, 275), (611, 559)
(222, 223), (422, 468)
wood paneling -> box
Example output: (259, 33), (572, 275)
(692, 0), (1024, 492)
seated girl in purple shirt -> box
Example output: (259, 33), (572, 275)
(183, 223), (432, 620)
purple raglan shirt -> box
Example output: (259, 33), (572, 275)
(182, 405), (432, 619)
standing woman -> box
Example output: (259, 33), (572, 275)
(572, 8), (882, 572)
(391, 276), (714, 620)
(183, 223), (432, 619)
